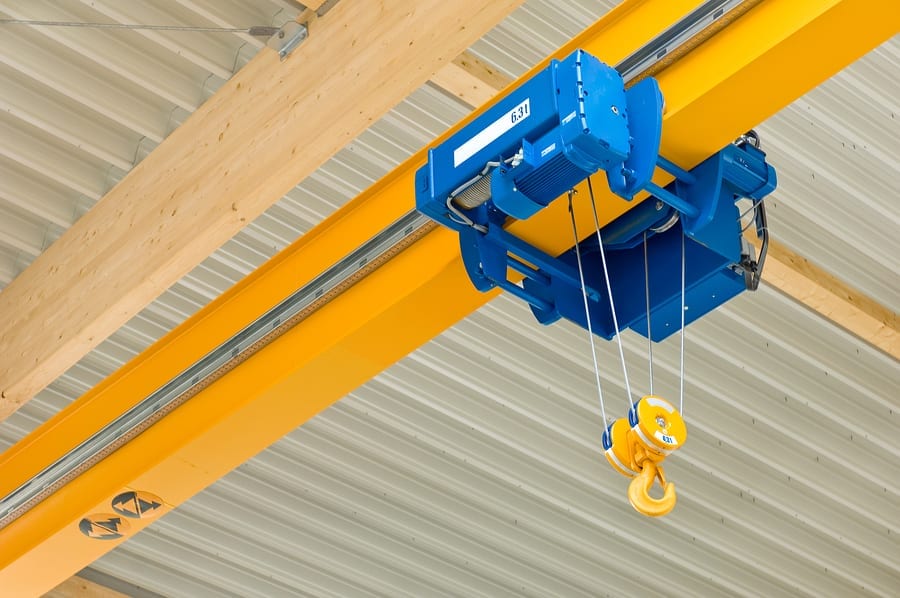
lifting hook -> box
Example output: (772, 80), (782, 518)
(627, 459), (677, 517)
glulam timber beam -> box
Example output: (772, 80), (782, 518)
(46, 576), (128, 598)
(757, 239), (898, 357)
(429, 49), (900, 360)
(300, 0), (328, 11)
(1, 0), (898, 594)
(0, 0), (525, 421)
(430, 51), (516, 108)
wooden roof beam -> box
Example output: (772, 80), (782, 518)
(300, 0), (329, 12)
(47, 575), (129, 598)
(756, 239), (898, 357)
(0, 0), (525, 421)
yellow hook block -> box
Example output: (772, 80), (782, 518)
(602, 396), (686, 517)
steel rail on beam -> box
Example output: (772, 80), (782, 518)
(0, 0), (897, 593)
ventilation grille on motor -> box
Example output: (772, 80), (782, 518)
(515, 153), (592, 205)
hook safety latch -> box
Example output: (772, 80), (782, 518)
(628, 459), (677, 517)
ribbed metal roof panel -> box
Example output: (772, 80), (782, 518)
(758, 40), (900, 309)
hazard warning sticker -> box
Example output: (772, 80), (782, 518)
(111, 490), (165, 519)
(79, 514), (130, 540)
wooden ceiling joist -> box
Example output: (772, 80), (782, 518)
(0, 0), (525, 421)
(47, 575), (128, 598)
(761, 239), (898, 358)
(299, 0), (329, 12)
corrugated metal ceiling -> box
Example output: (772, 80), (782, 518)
(0, 0), (897, 596)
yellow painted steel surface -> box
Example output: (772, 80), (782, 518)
(1, 0), (897, 593)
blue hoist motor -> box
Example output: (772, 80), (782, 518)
(415, 49), (776, 343)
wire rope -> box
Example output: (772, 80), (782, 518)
(643, 231), (654, 395)
(567, 191), (608, 428)
(585, 177), (634, 412)
(679, 224), (686, 415)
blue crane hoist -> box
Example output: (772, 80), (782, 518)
(415, 49), (775, 343)
(414, 49), (776, 516)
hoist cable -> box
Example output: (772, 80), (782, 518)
(643, 231), (654, 395)
(568, 192), (608, 429)
(737, 197), (765, 227)
(679, 225), (687, 414)
(585, 177), (634, 411)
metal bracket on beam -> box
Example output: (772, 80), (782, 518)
(267, 21), (309, 61)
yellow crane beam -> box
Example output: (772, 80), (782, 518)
(0, 0), (896, 594)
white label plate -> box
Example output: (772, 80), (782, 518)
(453, 98), (530, 167)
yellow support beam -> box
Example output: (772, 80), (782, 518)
(1, 0), (896, 594)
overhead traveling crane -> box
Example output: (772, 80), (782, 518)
(0, 0), (896, 593)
